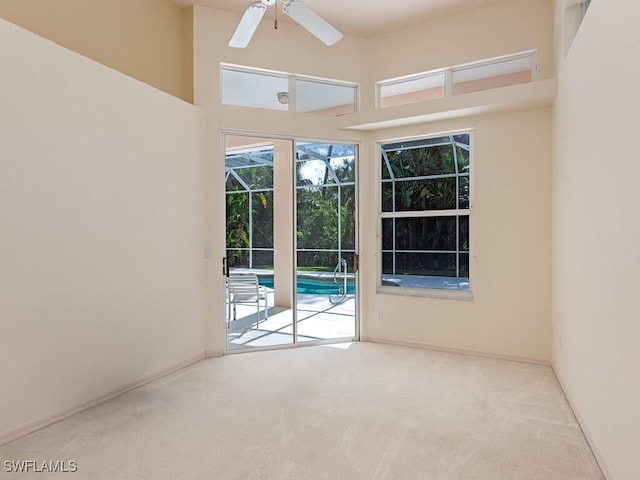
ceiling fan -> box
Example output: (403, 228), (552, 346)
(229, 0), (343, 48)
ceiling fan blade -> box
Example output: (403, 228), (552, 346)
(229, 2), (267, 48)
(282, 0), (343, 46)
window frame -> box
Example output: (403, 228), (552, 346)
(377, 131), (473, 300)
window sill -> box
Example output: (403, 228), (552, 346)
(377, 285), (473, 301)
(337, 79), (555, 131)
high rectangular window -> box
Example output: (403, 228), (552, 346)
(376, 51), (536, 109)
(222, 65), (358, 115)
(379, 72), (446, 108)
(380, 133), (471, 293)
(295, 79), (357, 114)
(452, 54), (534, 95)
(222, 68), (289, 111)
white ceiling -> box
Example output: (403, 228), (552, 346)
(173, 0), (507, 37)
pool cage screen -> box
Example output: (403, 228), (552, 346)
(225, 142), (356, 274)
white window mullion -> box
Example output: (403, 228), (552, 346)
(380, 209), (470, 219)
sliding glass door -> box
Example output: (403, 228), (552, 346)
(224, 134), (358, 351)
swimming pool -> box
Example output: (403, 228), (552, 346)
(259, 276), (355, 295)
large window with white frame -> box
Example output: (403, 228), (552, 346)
(380, 133), (471, 293)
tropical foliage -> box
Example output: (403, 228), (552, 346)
(226, 147), (356, 272)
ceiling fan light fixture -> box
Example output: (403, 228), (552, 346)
(277, 91), (289, 104)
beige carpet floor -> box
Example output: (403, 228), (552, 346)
(0, 342), (604, 479)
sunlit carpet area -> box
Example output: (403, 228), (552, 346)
(0, 343), (603, 480)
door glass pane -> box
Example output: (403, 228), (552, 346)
(225, 136), (290, 350)
(252, 191), (273, 248)
(296, 142), (357, 343)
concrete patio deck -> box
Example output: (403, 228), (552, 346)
(226, 291), (356, 350)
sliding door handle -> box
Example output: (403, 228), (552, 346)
(223, 257), (229, 277)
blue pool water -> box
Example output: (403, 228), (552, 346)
(259, 276), (355, 295)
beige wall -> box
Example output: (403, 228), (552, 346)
(363, 107), (552, 361)
(194, 0), (553, 361)
(552, 0), (640, 478)
(0, 0), (187, 101)
(0, 18), (206, 443)
(370, 0), (554, 86)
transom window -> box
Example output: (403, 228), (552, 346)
(380, 133), (471, 293)
(221, 65), (358, 115)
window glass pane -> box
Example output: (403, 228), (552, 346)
(382, 252), (394, 275)
(453, 134), (470, 145)
(222, 68), (289, 111)
(459, 176), (470, 209)
(236, 165), (273, 190)
(388, 252), (458, 277)
(297, 159), (336, 187)
(226, 192), (250, 261)
(329, 155), (355, 183)
(297, 143), (355, 184)
(382, 152), (392, 180)
(296, 79), (356, 115)
(382, 182), (394, 212)
(379, 72), (445, 108)
(393, 178), (457, 212)
(459, 253), (469, 278)
(227, 249), (248, 269)
(385, 145), (456, 178)
(225, 147), (273, 170)
(296, 186), (339, 250)
(226, 174), (244, 192)
(393, 217), (458, 251)
(381, 218), (394, 250)
(297, 251), (338, 272)
(382, 136), (452, 154)
(340, 185), (356, 250)
(252, 191), (273, 248)
(452, 55), (532, 95)
(459, 216), (469, 251)
(456, 146), (470, 173)
(252, 250), (273, 269)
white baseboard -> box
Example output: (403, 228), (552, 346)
(552, 367), (612, 480)
(366, 337), (552, 366)
(0, 353), (205, 447)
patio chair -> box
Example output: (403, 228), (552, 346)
(226, 273), (268, 328)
